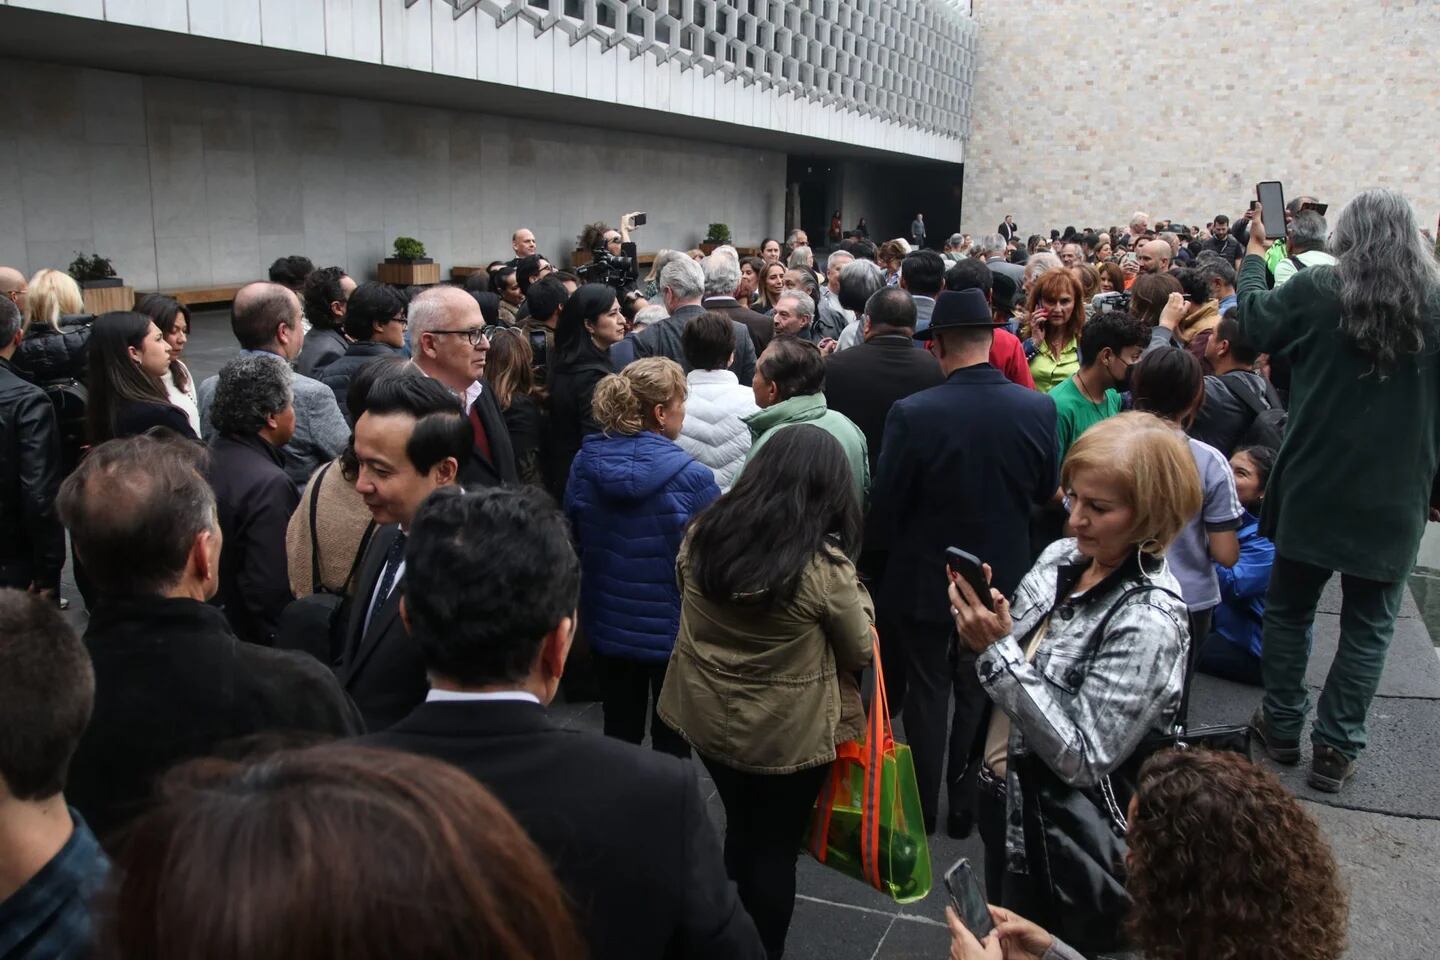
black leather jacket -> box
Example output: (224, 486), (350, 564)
(0, 356), (65, 588)
(13, 324), (89, 385)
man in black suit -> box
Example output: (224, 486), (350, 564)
(871, 289), (1058, 836)
(700, 250), (772, 354)
(339, 374), (472, 731)
(408, 285), (518, 489)
(57, 435), (362, 844)
(634, 257), (756, 384)
(824, 287), (944, 705)
(361, 486), (764, 960)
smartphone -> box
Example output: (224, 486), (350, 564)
(1300, 201), (1328, 216)
(945, 547), (994, 612)
(944, 858), (995, 938)
(1248, 200), (1258, 211)
(632, 212), (648, 227)
(1255, 181), (1286, 241)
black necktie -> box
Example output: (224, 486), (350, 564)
(369, 532), (407, 623)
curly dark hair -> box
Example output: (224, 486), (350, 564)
(1127, 749), (1348, 960)
(209, 354), (291, 437)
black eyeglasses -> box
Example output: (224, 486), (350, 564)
(428, 327), (488, 346)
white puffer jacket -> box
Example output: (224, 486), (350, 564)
(676, 369), (759, 492)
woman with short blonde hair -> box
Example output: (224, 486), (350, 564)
(947, 411), (1199, 952)
(564, 357), (719, 758)
(13, 268), (91, 393)
(24, 268), (84, 330)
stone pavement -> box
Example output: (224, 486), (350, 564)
(60, 310), (1435, 960)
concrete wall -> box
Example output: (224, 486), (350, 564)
(962, 0), (1440, 237)
(1, 0), (970, 164)
(0, 58), (786, 290)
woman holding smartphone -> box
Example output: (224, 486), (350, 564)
(946, 412), (1198, 952)
(945, 748), (1346, 960)
(1022, 269), (1087, 392)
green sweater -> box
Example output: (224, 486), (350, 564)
(743, 393), (871, 504)
(1236, 254), (1440, 581)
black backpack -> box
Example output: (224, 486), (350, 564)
(1223, 372), (1287, 449)
(38, 378), (88, 477)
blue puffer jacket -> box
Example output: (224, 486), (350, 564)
(565, 431), (721, 662)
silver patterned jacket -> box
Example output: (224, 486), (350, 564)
(974, 538), (1189, 874)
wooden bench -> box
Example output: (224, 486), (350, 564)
(138, 284), (248, 308)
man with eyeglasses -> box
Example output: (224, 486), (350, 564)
(408, 286), (517, 489)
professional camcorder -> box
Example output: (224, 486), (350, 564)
(577, 244), (638, 293)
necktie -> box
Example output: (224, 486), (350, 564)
(368, 532), (407, 624)
(470, 402), (493, 462)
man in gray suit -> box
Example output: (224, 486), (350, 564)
(633, 258), (756, 384)
(978, 233), (1026, 291)
(197, 282), (350, 490)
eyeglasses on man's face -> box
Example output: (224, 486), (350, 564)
(429, 327), (488, 347)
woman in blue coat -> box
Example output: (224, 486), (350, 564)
(565, 357), (720, 756)
(1198, 446), (1278, 685)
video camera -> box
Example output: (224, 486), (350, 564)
(576, 242), (639, 293)
(1092, 291), (1132, 315)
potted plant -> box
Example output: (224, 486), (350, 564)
(378, 236), (440, 286)
(700, 223), (732, 255)
(68, 251), (123, 289)
(386, 236), (432, 264)
(70, 250), (134, 312)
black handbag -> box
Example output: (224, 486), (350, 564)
(1015, 585), (1253, 955)
(276, 462), (376, 665)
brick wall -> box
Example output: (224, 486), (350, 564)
(961, 0), (1440, 239)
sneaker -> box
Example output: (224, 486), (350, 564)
(1308, 744), (1356, 793)
(1249, 708), (1300, 765)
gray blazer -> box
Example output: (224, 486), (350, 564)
(632, 302), (756, 385)
(198, 350), (351, 490)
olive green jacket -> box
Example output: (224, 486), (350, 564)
(657, 539), (875, 774)
(1236, 254), (1440, 581)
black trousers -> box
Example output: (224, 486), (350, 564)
(704, 757), (830, 960)
(595, 652), (689, 758)
(895, 613), (987, 833)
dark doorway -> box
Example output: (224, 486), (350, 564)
(786, 155), (841, 248)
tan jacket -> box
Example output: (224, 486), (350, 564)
(657, 539), (874, 774)
(1177, 300), (1220, 345)
(285, 458), (374, 597)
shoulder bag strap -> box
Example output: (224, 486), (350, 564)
(1289, 254), (1307, 272)
(344, 521), (379, 593)
(308, 461), (332, 594)
(1220, 371), (1268, 418)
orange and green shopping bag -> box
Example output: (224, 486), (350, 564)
(803, 630), (931, 903)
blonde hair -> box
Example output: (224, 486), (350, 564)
(26, 268), (84, 330)
(1061, 412), (1202, 555)
(591, 357), (686, 436)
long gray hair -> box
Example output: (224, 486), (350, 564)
(1330, 188), (1440, 374)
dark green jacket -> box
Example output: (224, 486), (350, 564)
(1236, 254), (1440, 581)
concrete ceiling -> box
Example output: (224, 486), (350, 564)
(0, 6), (960, 167)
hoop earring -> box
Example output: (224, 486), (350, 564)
(1137, 539), (1163, 578)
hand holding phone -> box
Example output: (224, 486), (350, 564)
(1256, 181), (1286, 241)
(944, 859), (995, 938)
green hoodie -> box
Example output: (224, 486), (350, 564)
(742, 393), (870, 504)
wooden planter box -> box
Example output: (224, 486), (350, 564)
(377, 259), (440, 286)
(81, 281), (134, 314)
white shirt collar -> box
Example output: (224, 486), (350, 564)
(464, 379), (483, 412)
(425, 689), (541, 705)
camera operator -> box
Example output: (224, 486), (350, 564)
(576, 213), (644, 295)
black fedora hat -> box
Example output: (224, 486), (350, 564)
(914, 288), (1001, 340)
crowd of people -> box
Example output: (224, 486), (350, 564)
(1, 185), (1436, 960)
